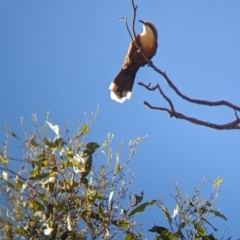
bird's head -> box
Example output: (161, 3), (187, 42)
(139, 20), (158, 39)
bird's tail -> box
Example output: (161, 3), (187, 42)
(109, 65), (139, 103)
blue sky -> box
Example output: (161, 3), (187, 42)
(1, 0), (240, 238)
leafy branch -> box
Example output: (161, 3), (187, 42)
(0, 112), (154, 239)
(149, 178), (230, 240)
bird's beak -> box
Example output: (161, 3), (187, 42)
(138, 20), (145, 24)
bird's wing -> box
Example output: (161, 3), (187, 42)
(122, 36), (147, 69)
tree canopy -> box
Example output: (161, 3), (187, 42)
(0, 113), (229, 239)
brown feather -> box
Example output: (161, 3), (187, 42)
(109, 21), (158, 103)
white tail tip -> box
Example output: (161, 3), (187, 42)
(109, 82), (132, 103)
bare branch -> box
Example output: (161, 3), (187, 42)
(144, 64), (240, 112)
(130, 0), (137, 39)
(139, 82), (240, 130)
(120, 1), (139, 51)
(144, 102), (240, 130)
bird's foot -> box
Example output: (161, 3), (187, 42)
(147, 60), (153, 66)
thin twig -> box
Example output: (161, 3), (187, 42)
(130, 0), (137, 40)
(119, 17), (134, 42)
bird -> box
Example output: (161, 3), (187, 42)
(109, 20), (158, 103)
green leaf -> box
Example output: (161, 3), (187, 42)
(29, 136), (40, 147)
(81, 124), (89, 135)
(161, 232), (178, 240)
(36, 153), (46, 160)
(35, 158), (48, 167)
(72, 159), (86, 172)
(203, 218), (218, 231)
(60, 160), (72, 170)
(29, 172), (50, 180)
(204, 234), (217, 240)
(61, 231), (68, 240)
(84, 142), (100, 155)
(56, 200), (67, 212)
(111, 220), (129, 228)
(14, 227), (27, 236)
(129, 200), (156, 216)
(192, 222), (205, 237)
(213, 177), (223, 185)
(66, 149), (74, 158)
(196, 226), (205, 237)
(43, 138), (57, 148)
(149, 226), (177, 239)
(14, 180), (23, 190)
(125, 232), (138, 240)
(86, 142), (100, 150)
(200, 207), (227, 221)
(161, 205), (171, 221)
(0, 154), (8, 164)
(81, 155), (92, 178)
(208, 209), (227, 221)
(133, 191), (144, 206)
(37, 172), (51, 180)
(15, 208), (23, 219)
(29, 200), (44, 212)
(81, 177), (88, 186)
(54, 138), (65, 150)
(29, 168), (39, 177)
(11, 131), (18, 138)
(205, 201), (212, 207)
(149, 226), (168, 234)
(98, 202), (105, 218)
(82, 210), (101, 221)
(51, 224), (58, 239)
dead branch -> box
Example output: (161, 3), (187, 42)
(139, 82), (240, 130)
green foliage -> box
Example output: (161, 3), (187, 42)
(0, 113), (232, 239)
(129, 200), (156, 217)
(149, 179), (229, 240)
(0, 113), (152, 239)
